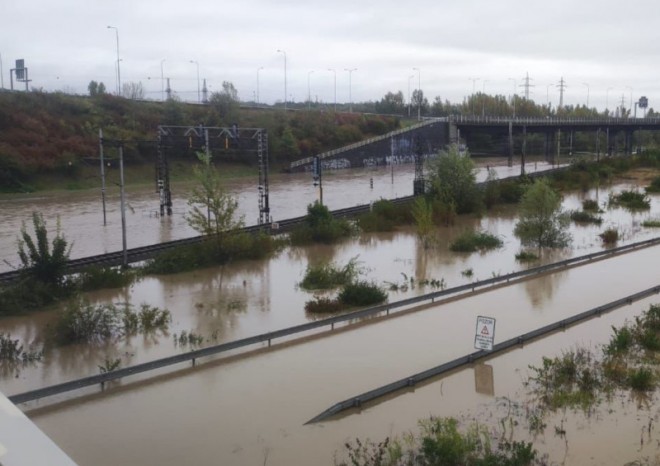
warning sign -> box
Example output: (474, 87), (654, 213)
(474, 316), (496, 351)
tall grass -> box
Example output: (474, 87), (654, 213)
(299, 257), (360, 290)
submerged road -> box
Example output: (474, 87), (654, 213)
(27, 243), (660, 465)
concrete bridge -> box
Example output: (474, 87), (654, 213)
(290, 116), (660, 172)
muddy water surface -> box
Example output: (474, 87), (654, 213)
(0, 158), (554, 271)
(2, 166), (660, 465)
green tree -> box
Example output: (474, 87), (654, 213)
(18, 212), (71, 286)
(427, 144), (482, 214)
(209, 81), (239, 122)
(514, 178), (571, 248)
(279, 126), (300, 158)
(412, 197), (434, 248)
(375, 91), (405, 115)
(185, 152), (243, 242)
(88, 80), (106, 97)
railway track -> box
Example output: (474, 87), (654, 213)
(0, 196), (416, 285)
(0, 166), (564, 286)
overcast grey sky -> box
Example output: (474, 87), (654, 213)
(2, 0), (659, 111)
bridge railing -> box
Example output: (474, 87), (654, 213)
(290, 119), (442, 169)
(449, 115), (660, 126)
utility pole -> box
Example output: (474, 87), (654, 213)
(521, 72), (534, 100)
(0, 52), (4, 89)
(557, 77), (567, 111)
(119, 144), (128, 267)
(99, 129), (107, 226)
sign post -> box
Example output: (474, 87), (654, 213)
(474, 316), (496, 351)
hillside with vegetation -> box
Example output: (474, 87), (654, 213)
(0, 89), (400, 192)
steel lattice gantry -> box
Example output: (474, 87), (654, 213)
(156, 125), (270, 224)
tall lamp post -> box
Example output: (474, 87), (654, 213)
(582, 82), (589, 108)
(344, 68), (357, 113)
(481, 79), (489, 117)
(328, 68), (336, 112)
(276, 49), (287, 111)
(307, 70), (314, 110)
(407, 74), (415, 117)
(508, 78), (517, 117)
(257, 66), (264, 105)
(106, 26), (121, 96)
(606, 87), (613, 114)
(412, 67), (421, 121)
(160, 59), (166, 101)
(189, 60), (200, 103)
(468, 77), (480, 115)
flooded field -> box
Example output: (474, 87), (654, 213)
(1, 163), (659, 465)
(0, 158), (554, 272)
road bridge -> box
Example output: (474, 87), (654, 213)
(290, 116), (660, 173)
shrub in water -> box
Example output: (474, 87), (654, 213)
(515, 250), (539, 262)
(569, 210), (603, 225)
(581, 199), (600, 211)
(304, 296), (344, 313)
(599, 228), (619, 245)
(77, 265), (136, 291)
(608, 190), (651, 210)
(299, 257), (360, 290)
(450, 230), (503, 253)
(338, 280), (387, 307)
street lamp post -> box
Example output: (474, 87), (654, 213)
(481, 80), (489, 117)
(276, 49), (287, 111)
(307, 70), (314, 110)
(257, 67), (264, 105)
(582, 82), (589, 108)
(344, 68), (357, 113)
(328, 68), (336, 112)
(407, 74), (415, 117)
(160, 59), (166, 101)
(508, 78), (517, 117)
(189, 60), (200, 103)
(606, 87), (613, 114)
(468, 77), (480, 115)
(412, 67), (421, 121)
(106, 26), (121, 96)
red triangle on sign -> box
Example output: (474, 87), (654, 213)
(481, 326), (489, 335)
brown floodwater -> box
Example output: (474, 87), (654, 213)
(0, 158), (556, 272)
(1, 164), (659, 465)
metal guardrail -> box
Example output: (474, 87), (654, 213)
(306, 283), (660, 424)
(8, 234), (660, 405)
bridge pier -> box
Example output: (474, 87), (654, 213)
(507, 121), (513, 167)
(596, 128), (601, 161)
(606, 128), (611, 157)
(521, 126), (527, 176)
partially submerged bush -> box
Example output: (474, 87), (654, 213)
(77, 265), (136, 291)
(581, 199), (600, 211)
(54, 297), (171, 344)
(304, 296), (344, 314)
(290, 202), (354, 245)
(645, 176), (660, 193)
(337, 417), (541, 466)
(450, 230), (503, 253)
(608, 190), (651, 210)
(642, 219), (660, 228)
(599, 228), (619, 245)
(143, 232), (283, 274)
(299, 257), (360, 290)
(358, 199), (412, 232)
(0, 333), (42, 364)
(515, 251), (539, 263)
(338, 280), (387, 307)
(569, 210), (603, 225)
